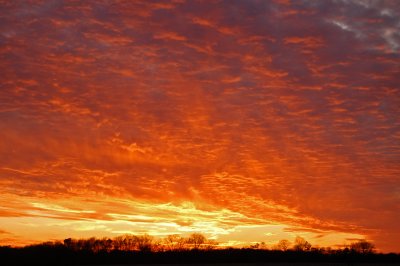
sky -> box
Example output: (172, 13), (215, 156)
(0, 0), (399, 252)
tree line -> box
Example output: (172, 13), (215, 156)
(28, 234), (375, 254)
(62, 233), (217, 252)
(1, 233), (399, 265)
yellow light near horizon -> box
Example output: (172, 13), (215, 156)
(0, 193), (366, 249)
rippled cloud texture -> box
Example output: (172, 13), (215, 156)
(0, 0), (399, 252)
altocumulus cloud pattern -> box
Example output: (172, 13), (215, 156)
(0, 0), (399, 252)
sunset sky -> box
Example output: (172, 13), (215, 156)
(0, 0), (399, 252)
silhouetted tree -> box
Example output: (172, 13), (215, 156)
(187, 233), (206, 249)
(93, 237), (112, 252)
(103, 237), (113, 252)
(63, 238), (73, 249)
(203, 239), (219, 250)
(276, 239), (291, 251)
(136, 234), (153, 252)
(124, 234), (138, 251)
(350, 240), (375, 254)
(293, 236), (312, 251)
(112, 235), (125, 251)
(164, 234), (186, 251)
(249, 242), (267, 249)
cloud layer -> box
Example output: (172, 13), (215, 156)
(0, 0), (399, 251)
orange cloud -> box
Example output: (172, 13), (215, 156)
(153, 32), (188, 42)
(0, 0), (399, 252)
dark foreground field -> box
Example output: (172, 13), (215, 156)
(73, 264), (400, 266)
(2, 247), (400, 266)
(72, 264), (400, 266)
